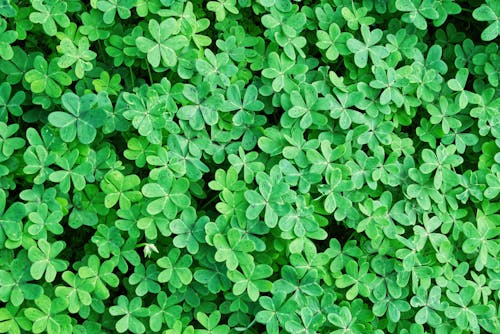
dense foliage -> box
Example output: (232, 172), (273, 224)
(0, 0), (499, 333)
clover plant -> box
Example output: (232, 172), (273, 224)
(0, 0), (499, 333)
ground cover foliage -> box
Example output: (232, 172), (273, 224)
(0, 0), (499, 333)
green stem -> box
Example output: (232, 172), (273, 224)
(146, 61), (153, 85)
(200, 194), (219, 211)
(129, 66), (135, 88)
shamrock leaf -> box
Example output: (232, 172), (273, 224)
(272, 266), (323, 303)
(255, 293), (297, 334)
(28, 239), (68, 283)
(29, 0), (70, 36)
(347, 25), (389, 68)
(170, 206), (208, 255)
(54, 271), (93, 314)
(194, 311), (229, 334)
(0, 18), (17, 60)
(445, 286), (490, 332)
(0, 303), (32, 334)
(194, 261), (232, 294)
(100, 170), (142, 209)
(0, 122), (25, 158)
(396, 0), (439, 30)
(0, 254), (43, 306)
(176, 82), (223, 131)
(213, 228), (255, 271)
(109, 295), (148, 334)
(92, 71), (122, 95)
(410, 286), (447, 326)
(262, 51), (308, 92)
(285, 83), (329, 129)
(473, 1), (500, 41)
(316, 22), (352, 61)
(206, 0), (239, 22)
(27, 203), (63, 237)
(462, 217), (499, 271)
(227, 261), (273, 301)
(78, 255), (119, 300)
(447, 68), (477, 109)
(142, 171), (190, 218)
(24, 295), (72, 334)
(128, 264), (160, 297)
(157, 248), (193, 290)
(196, 49), (238, 89)
(24, 56), (72, 98)
(335, 260), (376, 300)
(485, 172), (500, 199)
(136, 18), (188, 68)
(48, 92), (105, 144)
(57, 37), (96, 79)
(48, 149), (93, 192)
(148, 292), (182, 331)
(96, 0), (135, 24)
(0, 82), (25, 122)
(419, 144), (463, 190)
(91, 224), (124, 258)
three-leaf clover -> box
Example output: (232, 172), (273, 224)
(0, 18), (17, 60)
(24, 56), (72, 98)
(410, 286), (447, 326)
(54, 271), (93, 314)
(176, 82), (223, 131)
(396, 0), (439, 30)
(170, 206), (208, 255)
(136, 18), (188, 68)
(0, 254), (43, 306)
(335, 260), (376, 300)
(157, 248), (193, 290)
(256, 293), (297, 334)
(148, 292), (183, 332)
(100, 170), (142, 209)
(57, 37), (96, 79)
(316, 23), (351, 62)
(48, 92), (105, 144)
(28, 239), (68, 283)
(109, 295), (148, 334)
(78, 255), (119, 300)
(213, 228), (255, 271)
(142, 171), (190, 218)
(473, 1), (500, 41)
(227, 261), (273, 301)
(24, 295), (72, 334)
(96, 0), (135, 24)
(194, 311), (230, 334)
(29, 0), (70, 36)
(347, 25), (389, 68)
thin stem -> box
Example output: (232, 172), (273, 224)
(200, 194), (219, 211)
(146, 61), (153, 85)
(129, 66), (135, 88)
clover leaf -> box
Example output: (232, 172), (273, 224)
(136, 18), (188, 68)
(24, 56), (72, 98)
(157, 248), (193, 290)
(347, 25), (389, 68)
(28, 239), (68, 283)
(96, 0), (135, 24)
(24, 295), (72, 334)
(100, 170), (142, 209)
(57, 37), (96, 79)
(473, 1), (500, 41)
(48, 92), (105, 144)
(29, 0), (70, 36)
(142, 171), (190, 218)
(109, 295), (148, 334)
